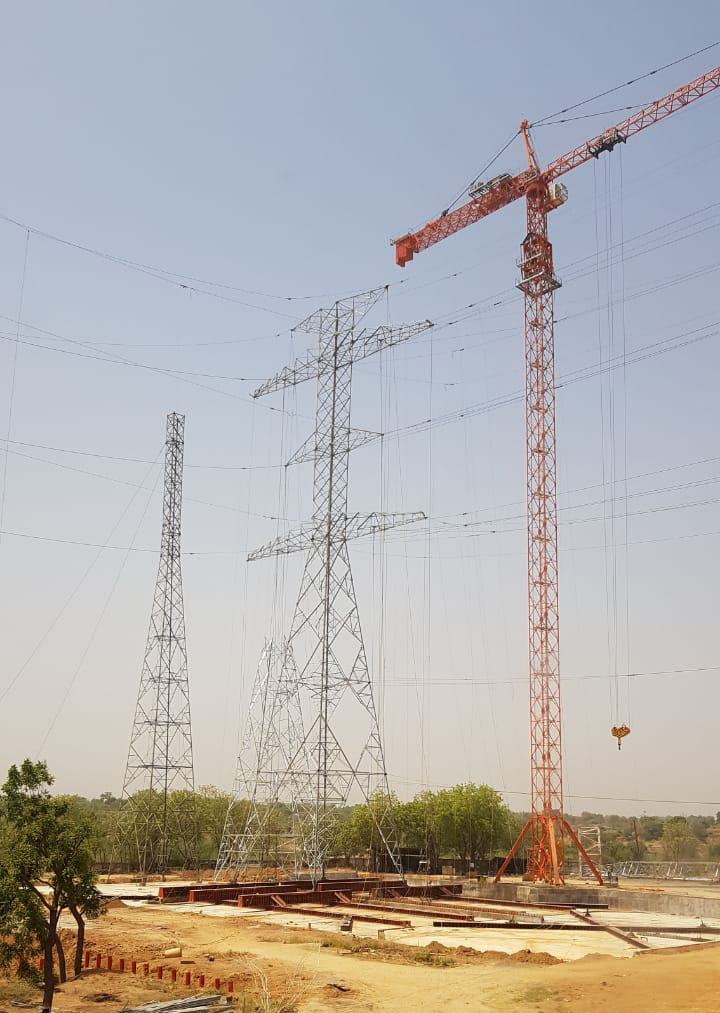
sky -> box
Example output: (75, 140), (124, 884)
(0, 1), (719, 819)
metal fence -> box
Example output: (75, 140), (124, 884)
(615, 860), (720, 882)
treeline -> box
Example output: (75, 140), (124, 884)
(75, 783), (514, 872)
(70, 786), (720, 872)
(334, 785), (514, 871)
(567, 811), (720, 864)
(75, 787), (249, 869)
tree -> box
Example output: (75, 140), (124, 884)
(330, 793), (401, 870)
(396, 791), (443, 872)
(662, 816), (698, 861)
(436, 784), (511, 870)
(195, 785), (243, 865)
(639, 815), (664, 842)
(333, 805), (371, 864)
(688, 815), (712, 843)
(0, 760), (102, 1012)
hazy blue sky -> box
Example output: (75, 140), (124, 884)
(0, 2), (719, 818)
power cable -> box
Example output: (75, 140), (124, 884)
(1, 437), (284, 471)
(0, 229), (30, 549)
(0, 313), (311, 420)
(5, 444), (296, 522)
(361, 523), (720, 563)
(386, 772), (720, 809)
(5, 280), (699, 520)
(384, 665), (720, 688)
(532, 40), (720, 126)
(0, 451), (162, 705)
(3, 470), (718, 557)
(380, 319), (720, 445)
(0, 212), (305, 319)
(36, 462), (162, 754)
(535, 103), (648, 127)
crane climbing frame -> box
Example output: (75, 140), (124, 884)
(392, 61), (720, 886)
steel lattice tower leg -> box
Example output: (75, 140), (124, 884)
(215, 639), (307, 880)
(113, 413), (197, 879)
(495, 191), (602, 885)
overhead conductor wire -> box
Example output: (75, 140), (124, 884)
(0, 450), (163, 707)
(36, 458), (163, 754)
(0, 229), (30, 549)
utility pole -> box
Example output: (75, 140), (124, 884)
(114, 413), (196, 879)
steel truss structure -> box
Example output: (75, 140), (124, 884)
(216, 290), (432, 883)
(391, 61), (720, 885)
(114, 413), (196, 878)
(616, 861), (720, 881)
(577, 826), (602, 879)
(215, 639), (306, 878)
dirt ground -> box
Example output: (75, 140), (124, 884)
(4, 903), (718, 1013)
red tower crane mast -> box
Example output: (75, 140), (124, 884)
(393, 64), (720, 885)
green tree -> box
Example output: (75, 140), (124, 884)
(396, 791), (443, 872)
(330, 793), (401, 871)
(0, 760), (102, 1012)
(662, 816), (698, 861)
(333, 805), (371, 864)
(195, 785), (237, 864)
(437, 784), (511, 870)
(688, 816), (712, 843)
(639, 815), (664, 842)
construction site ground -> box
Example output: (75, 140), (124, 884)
(6, 877), (720, 1013)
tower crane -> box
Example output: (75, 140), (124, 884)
(392, 63), (720, 885)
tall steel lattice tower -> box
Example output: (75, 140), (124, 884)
(387, 67), (720, 882)
(114, 413), (196, 878)
(216, 289), (432, 883)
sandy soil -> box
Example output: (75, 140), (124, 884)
(3, 902), (712, 1013)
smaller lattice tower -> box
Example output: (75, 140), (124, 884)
(215, 289), (432, 884)
(113, 412), (196, 878)
(577, 826), (602, 879)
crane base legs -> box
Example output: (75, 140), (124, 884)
(495, 816), (604, 885)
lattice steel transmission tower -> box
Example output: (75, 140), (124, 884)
(114, 413), (197, 879)
(216, 289), (432, 883)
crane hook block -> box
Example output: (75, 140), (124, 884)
(611, 724), (631, 750)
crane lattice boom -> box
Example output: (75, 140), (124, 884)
(394, 63), (720, 267)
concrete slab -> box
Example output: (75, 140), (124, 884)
(390, 926), (633, 960)
(112, 888), (720, 961)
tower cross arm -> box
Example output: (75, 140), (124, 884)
(253, 319), (433, 398)
(346, 510), (426, 539)
(350, 320), (433, 362)
(287, 427), (381, 465)
(252, 348), (320, 398)
(248, 510), (426, 561)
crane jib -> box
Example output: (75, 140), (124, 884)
(393, 62), (720, 265)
